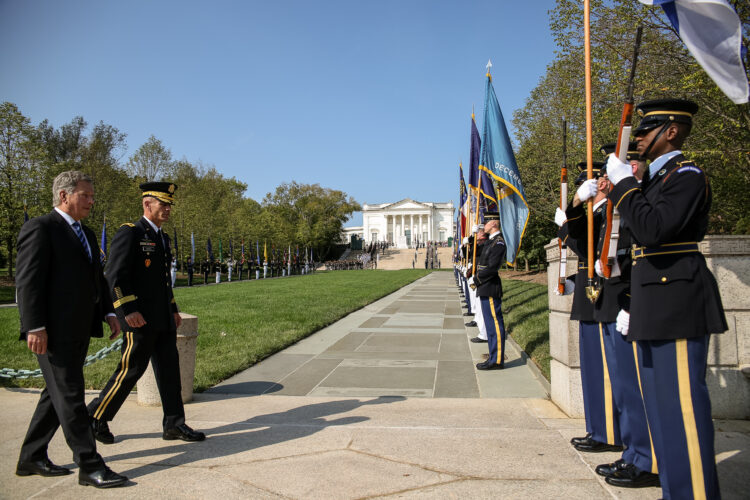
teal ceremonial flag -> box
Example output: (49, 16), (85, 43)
(479, 65), (529, 264)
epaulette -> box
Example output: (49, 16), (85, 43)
(120, 222), (135, 227)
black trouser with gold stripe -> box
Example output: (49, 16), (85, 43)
(87, 328), (185, 430)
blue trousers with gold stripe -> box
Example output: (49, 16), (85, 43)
(635, 336), (719, 500)
(87, 328), (186, 430)
(463, 279), (471, 310)
(480, 296), (505, 366)
(580, 321), (621, 445)
(601, 322), (654, 473)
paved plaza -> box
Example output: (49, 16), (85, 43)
(0, 272), (747, 499)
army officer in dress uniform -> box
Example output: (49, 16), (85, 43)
(88, 182), (206, 444)
(605, 98), (727, 500)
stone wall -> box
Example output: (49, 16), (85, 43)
(546, 235), (750, 419)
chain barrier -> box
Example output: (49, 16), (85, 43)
(0, 338), (123, 380)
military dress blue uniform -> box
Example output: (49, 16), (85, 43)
(591, 144), (657, 487)
(608, 99), (727, 500)
(561, 176), (622, 451)
(472, 221), (506, 370)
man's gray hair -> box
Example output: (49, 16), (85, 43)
(52, 171), (92, 206)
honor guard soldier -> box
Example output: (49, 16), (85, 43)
(88, 182), (206, 444)
(468, 212), (506, 370)
(592, 144), (658, 488)
(605, 99), (727, 499)
(555, 161), (623, 453)
(186, 256), (194, 286)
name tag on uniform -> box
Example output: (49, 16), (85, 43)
(140, 240), (156, 254)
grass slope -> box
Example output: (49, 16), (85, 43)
(0, 270), (430, 391)
(501, 280), (550, 380)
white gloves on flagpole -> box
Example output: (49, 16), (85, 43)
(606, 153), (634, 185)
(554, 208), (567, 227)
(576, 179), (598, 202)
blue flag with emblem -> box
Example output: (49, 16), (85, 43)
(191, 232), (195, 262)
(100, 216), (107, 264)
(206, 237), (214, 262)
(479, 65), (529, 264)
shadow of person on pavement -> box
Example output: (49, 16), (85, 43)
(106, 396), (406, 480)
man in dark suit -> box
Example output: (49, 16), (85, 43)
(87, 182), (205, 444)
(15, 171), (127, 488)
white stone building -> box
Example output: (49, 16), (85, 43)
(343, 199), (455, 249)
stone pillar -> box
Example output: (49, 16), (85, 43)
(546, 235), (750, 419)
(137, 312), (199, 406)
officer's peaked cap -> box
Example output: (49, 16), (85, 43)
(633, 98), (698, 136)
(140, 181), (177, 205)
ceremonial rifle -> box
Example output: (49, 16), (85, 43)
(598, 26), (643, 279)
(557, 119), (568, 295)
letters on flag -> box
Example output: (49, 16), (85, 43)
(480, 71), (529, 265)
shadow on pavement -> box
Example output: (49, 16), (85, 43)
(108, 396), (406, 480)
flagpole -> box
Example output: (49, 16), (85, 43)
(471, 110), (483, 275)
(583, 0), (598, 302)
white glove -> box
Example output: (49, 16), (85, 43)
(615, 309), (630, 336)
(554, 208), (566, 227)
(576, 179), (598, 202)
(595, 259), (604, 277)
(468, 277), (475, 286)
(472, 224), (479, 234)
(462, 237), (469, 246)
(555, 279), (575, 296)
(606, 153), (634, 185)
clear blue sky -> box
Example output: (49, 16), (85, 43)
(1, 0), (557, 226)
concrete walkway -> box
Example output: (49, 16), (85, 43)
(0, 272), (747, 499)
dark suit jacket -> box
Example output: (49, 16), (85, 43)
(107, 217), (178, 332)
(16, 210), (112, 345)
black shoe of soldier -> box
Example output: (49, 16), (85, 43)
(163, 423), (206, 442)
(91, 418), (115, 444)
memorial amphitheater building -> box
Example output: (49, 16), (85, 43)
(342, 199), (455, 249)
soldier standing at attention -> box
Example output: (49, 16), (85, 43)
(605, 99), (727, 500)
(186, 256), (194, 287)
(556, 162), (623, 454)
(469, 213), (506, 370)
(87, 182), (205, 444)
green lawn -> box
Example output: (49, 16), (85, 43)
(501, 280), (550, 380)
(0, 270), (431, 391)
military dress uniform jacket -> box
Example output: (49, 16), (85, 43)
(16, 211), (112, 343)
(560, 202), (605, 322)
(473, 235), (505, 298)
(107, 217), (179, 332)
(608, 154), (727, 340)
(592, 211), (631, 323)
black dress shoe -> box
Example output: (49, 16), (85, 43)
(595, 458), (625, 477)
(91, 418), (114, 444)
(163, 423), (206, 442)
(16, 458), (72, 477)
(570, 433), (592, 446)
(465, 321), (477, 327)
(573, 436), (623, 452)
(605, 464), (660, 488)
(470, 337), (488, 343)
(79, 466), (128, 488)
(476, 361), (503, 370)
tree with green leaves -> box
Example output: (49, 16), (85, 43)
(127, 135), (173, 182)
(0, 102), (46, 277)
